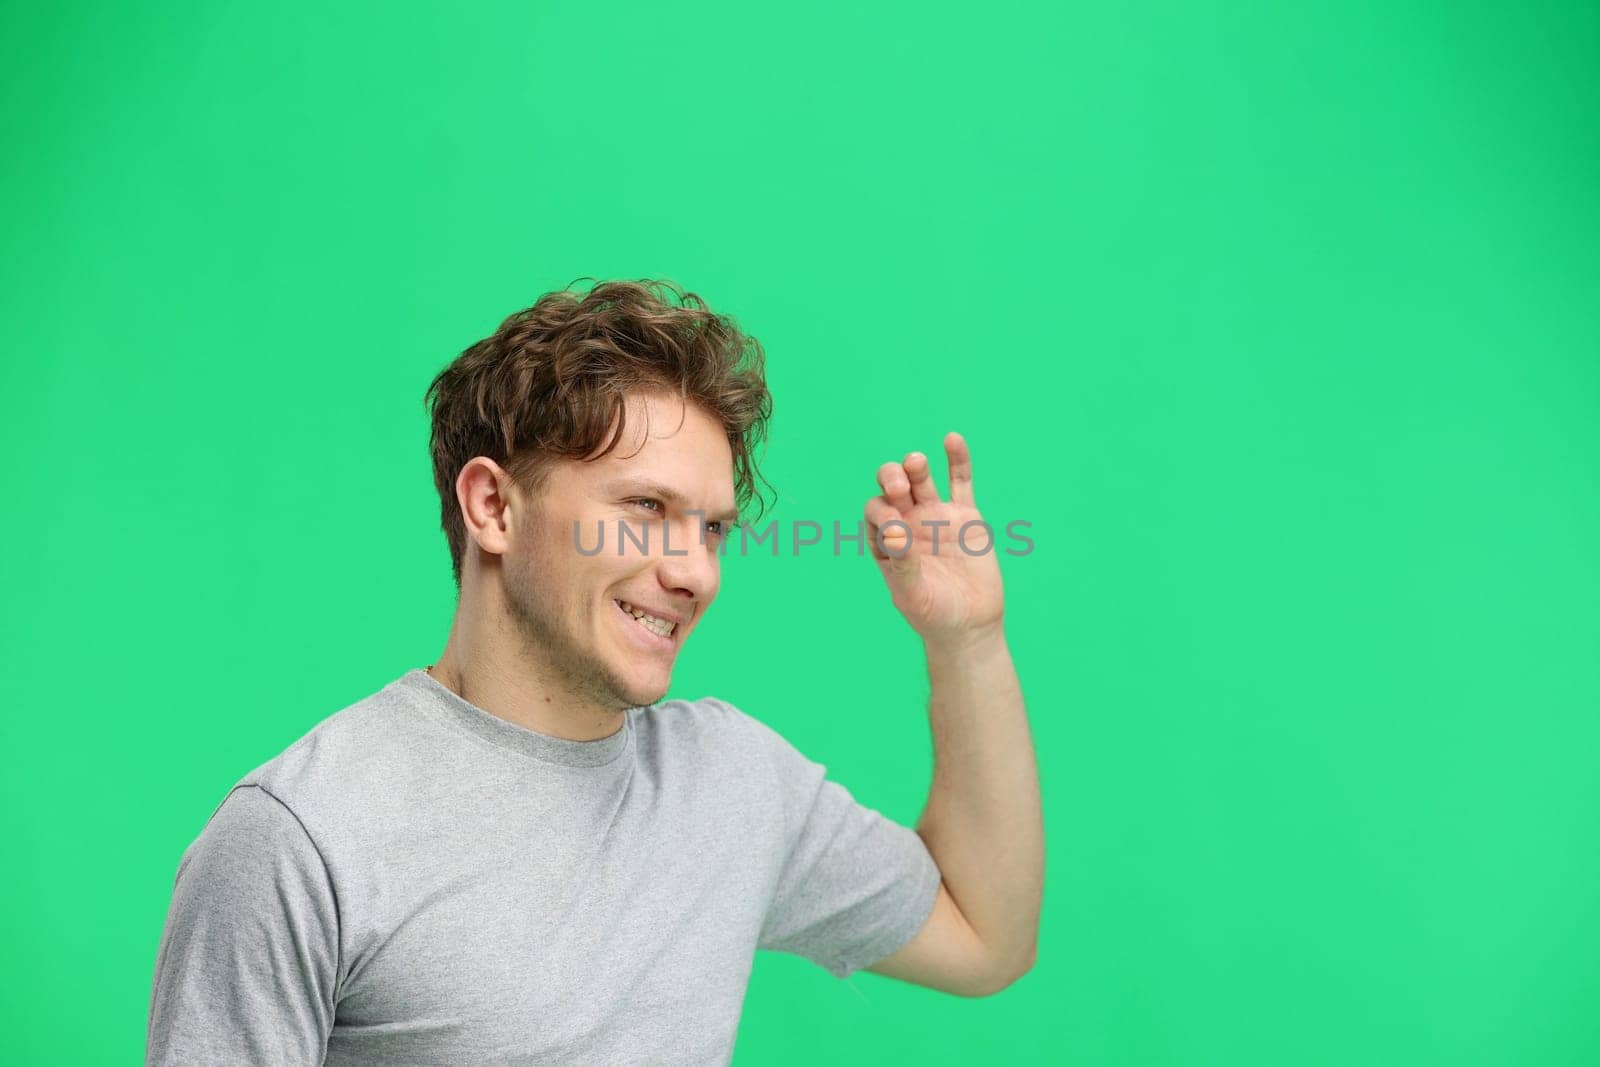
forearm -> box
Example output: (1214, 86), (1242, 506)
(915, 624), (1043, 979)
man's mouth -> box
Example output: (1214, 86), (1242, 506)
(614, 599), (678, 640)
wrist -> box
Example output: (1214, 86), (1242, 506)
(922, 619), (1008, 662)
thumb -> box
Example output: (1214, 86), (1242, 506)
(865, 497), (918, 577)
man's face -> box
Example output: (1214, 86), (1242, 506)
(501, 390), (738, 711)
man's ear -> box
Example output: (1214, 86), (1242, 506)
(456, 457), (517, 559)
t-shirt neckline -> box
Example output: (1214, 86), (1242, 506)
(397, 668), (634, 768)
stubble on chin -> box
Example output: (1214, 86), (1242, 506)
(502, 564), (657, 712)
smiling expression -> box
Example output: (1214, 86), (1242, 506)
(500, 389), (738, 710)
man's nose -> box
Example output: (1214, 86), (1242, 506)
(654, 522), (719, 602)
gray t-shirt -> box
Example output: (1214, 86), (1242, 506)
(147, 668), (941, 1065)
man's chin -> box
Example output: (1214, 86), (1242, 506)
(609, 669), (671, 710)
(621, 682), (670, 709)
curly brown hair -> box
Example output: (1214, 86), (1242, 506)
(423, 278), (774, 588)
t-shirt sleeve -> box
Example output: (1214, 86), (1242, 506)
(737, 709), (943, 980)
(147, 783), (340, 1066)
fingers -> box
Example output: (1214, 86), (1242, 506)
(879, 434), (975, 515)
(944, 431), (975, 507)
(877, 461), (915, 514)
(902, 451), (941, 507)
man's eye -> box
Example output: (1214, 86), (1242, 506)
(705, 521), (724, 537)
(632, 498), (664, 513)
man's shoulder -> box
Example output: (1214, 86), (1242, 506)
(637, 693), (811, 776)
(636, 692), (788, 762)
(230, 672), (436, 817)
(638, 692), (751, 742)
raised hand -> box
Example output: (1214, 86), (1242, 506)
(863, 431), (1006, 643)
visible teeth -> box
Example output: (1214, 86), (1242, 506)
(617, 600), (674, 638)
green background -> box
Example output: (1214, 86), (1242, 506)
(3, 1), (1596, 1063)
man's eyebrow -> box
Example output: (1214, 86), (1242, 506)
(605, 479), (740, 525)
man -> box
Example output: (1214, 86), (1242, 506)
(146, 279), (1043, 1064)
